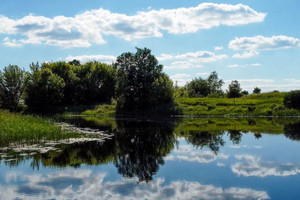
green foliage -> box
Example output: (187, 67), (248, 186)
(174, 86), (188, 98)
(25, 61), (116, 110)
(241, 90), (249, 96)
(25, 63), (66, 108)
(0, 65), (25, 111)
(115, 47), (174, 114)
(186, 77), (210, 97)
(81, 104), (116, 116)
(253, 87), (261, 94)
(73, 62), (117, 104)
(186, 71), (224, 97)
(227, 80), (242, 98)
(284, 90), (300, 110)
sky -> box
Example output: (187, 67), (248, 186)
(0, 0), (299, 92)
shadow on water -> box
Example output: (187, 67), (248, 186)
(2, 116), (300, 182)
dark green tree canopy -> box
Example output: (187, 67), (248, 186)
(115, 47), (174, 113)
(0, 65), (25, 111)
(25, 61), (116, 110)
(227, 80), (242, 98)
(284, 90), (300, 110)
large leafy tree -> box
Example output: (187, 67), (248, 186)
(0, 65), (25, 111)
(115, 47), (174, 113)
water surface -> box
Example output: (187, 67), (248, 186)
(1, 117), (300, 199)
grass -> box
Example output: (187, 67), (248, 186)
(76, 92), (300, 117)
(0, 110), (80, 146)
(81, 104), (116, 116)
(176, 92), (300, 116)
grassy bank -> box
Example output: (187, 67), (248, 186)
(176, 92), (300, 116)
(0, 110), (80, 146)
(76, 92), (300, 117)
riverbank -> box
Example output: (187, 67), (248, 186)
(0, 110), (81, 146)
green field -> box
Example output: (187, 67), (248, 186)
(76, 92), (300, 117)
(176, 92), (300, 116)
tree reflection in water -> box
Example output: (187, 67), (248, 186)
(113, 119), (177, 182)
(185, 131), (225, 154)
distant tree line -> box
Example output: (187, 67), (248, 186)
(0, 47), (299, 113)
(0, 48), (175, 114)
(176, 71), (262, 99)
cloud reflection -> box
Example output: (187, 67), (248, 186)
(0, 169), (269, 200)
(232, 154), (300, 177)
(166, 144), (228, 164)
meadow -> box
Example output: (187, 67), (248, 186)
(77, 92), (300, 117)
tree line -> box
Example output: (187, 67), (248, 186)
(0, 47), (298, 113)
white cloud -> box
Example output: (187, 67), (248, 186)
(251, 63), (261, 67)
(283, 79), (300, 83)
(162, 50), (227, 71)
(3, 37), (22, 47)
(229, 35), (300, 51)
(0, 169), (270, 200)
(214, 46), (223, 51)
(174, 51), (227, 63)
(0, 3), (266, 47)
(227, 63), (261, 68)
(225, 79), (275, 84)
(66, 54), (116, 64)
(165, 61), (203, 70)
(233, 50), (259, 59)
(196, 72), (210, 77)
(227, 64), (245, 68)
(232, 154), (300, 177)
(157, 54), (174, 61)
(170, 73), (192, 86)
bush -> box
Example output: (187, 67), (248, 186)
(253, 87), (261, 94)
(284, 90), (300, 110)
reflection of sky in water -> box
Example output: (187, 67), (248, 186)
(1, 133), (300, 199)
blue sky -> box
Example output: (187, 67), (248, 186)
(0, 0), (300, 91)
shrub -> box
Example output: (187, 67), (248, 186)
(227, 80), (242, 98)
(284, 90), (300, 110)
(253, 87), (261, 94)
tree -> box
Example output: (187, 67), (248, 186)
(241, 90), (249, 96)
(253, 87), (261, 94)
(207, 71), (224, 95)
(186, 77), (210, 97)
(0, 65), (25, 111)
(25, 63), (65, 108)
(74, 62), (117, 104)
(186, 71), (224, 97)
(284, 90), (300, 110)
(227, 80), (242, 98)
(115, 47), (174, 113)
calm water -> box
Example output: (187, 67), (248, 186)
(1, 117), (300, 200)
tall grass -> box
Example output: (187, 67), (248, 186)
(0, 110), (79, 146)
